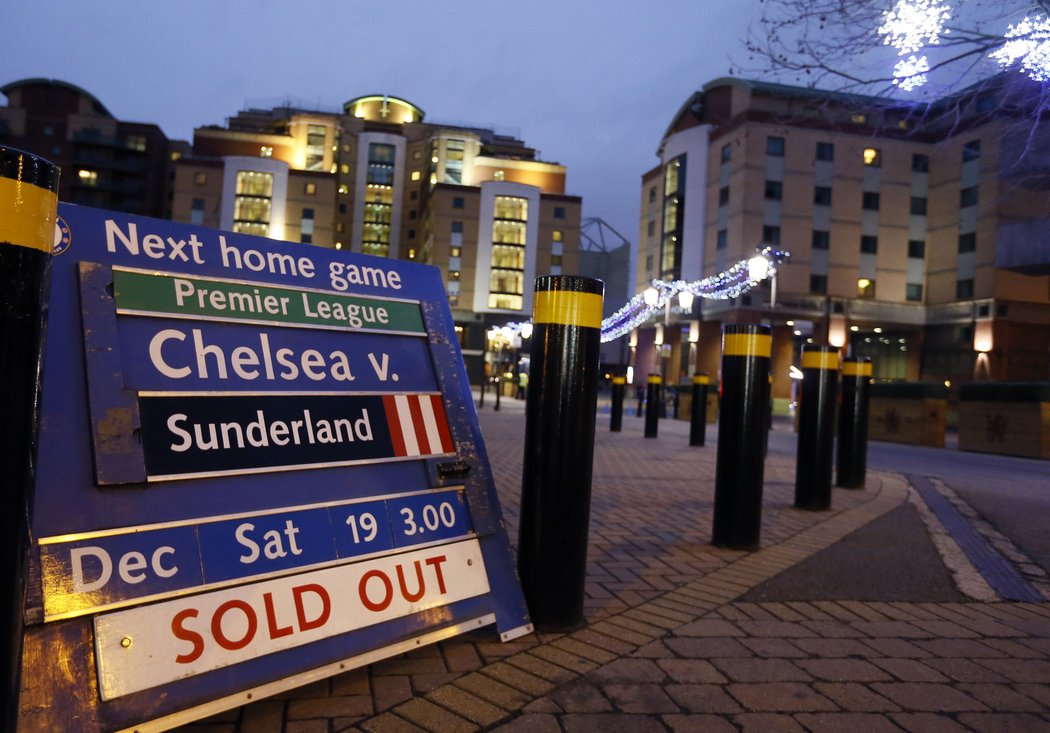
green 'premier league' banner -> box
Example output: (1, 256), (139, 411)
(19, 204), (530, 732)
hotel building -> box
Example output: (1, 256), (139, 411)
(171, 95), (580, 382)
(636, 75), (1050, 407)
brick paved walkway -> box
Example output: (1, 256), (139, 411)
(177, 400), (1050, 733)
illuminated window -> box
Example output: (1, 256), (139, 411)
(494, 170), (505, 181)
(340, 164), (350, 175)
(260, 146), (273, 158)
(305, 182), (317, 195)
(194, 172), (207, 186)
(77, 169), (98, 186)
(233, 170), (273, 236)
(488, 195), (529, 310)
(411, 170), (421, 181)
(305, 125), (327, 171)
(126, 135), (147, 152)
(664, 158), (681, 194)
(851, 113), (867, 124)
(863, 148), (881, 167)
(857, 278), (876, 298)
(553, 229), (563, 243)
(338, 184), (349, 195)
(494, 196), (528, 221)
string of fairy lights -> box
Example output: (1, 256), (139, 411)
(493, 247), (791, 346)
(881, 0), (1050, 90)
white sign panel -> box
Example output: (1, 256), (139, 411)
(94, 539), (488, 700)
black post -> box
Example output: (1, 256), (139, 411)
(794, 345), (840, 510)
(610, 376), (625, 432)
(689, 372), (709, 447)
(478, 378), (485, 408)
(518, 275), (604, 630)
(712, 323), (771, 550)
(644, 374), (661, 438)
(0, 147), (58, 732)
(494, 376), (501, 411)
(836, 356), (872, 489)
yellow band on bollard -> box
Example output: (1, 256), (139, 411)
(648, 375), (662, 384)
(842, 361), (873, 377)
(722, 333), (772, 358)
(612, 376), (626, 385)
(801, 351), (840, 370)
(0, 177), (58, 253)
(692, 375), (710, 385)
(532, 290), (603, 329)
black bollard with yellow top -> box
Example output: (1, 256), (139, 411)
(0, 147), (59, 732)
(689, 372), (710, 447)
(644, 374), (661, 438)
(837, 356), (872, 489)
(610, 376), (625, 432)
(794, 344), (840, 510)
(518, 275), (604, 630)
(712, 323), (771, 550)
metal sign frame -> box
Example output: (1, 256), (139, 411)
(19, 204), (530, 732)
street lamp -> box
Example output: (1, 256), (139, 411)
(748, 253), (777, 311)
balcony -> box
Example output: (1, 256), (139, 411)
(996, 219), (1050, 275)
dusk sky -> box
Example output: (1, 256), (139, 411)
(6, 1), (762, 245)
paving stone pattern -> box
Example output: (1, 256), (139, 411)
(176, 402), (1050, 733)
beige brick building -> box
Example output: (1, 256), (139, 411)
(635, 76), (1050, 406)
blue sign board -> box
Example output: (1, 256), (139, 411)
(20, 205), (530, 731)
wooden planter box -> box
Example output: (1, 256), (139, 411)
(959, 382), (1050, 459)
(675, 388), (718, 423)
(868, 382), (948, 447)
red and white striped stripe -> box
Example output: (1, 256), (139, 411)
(382, 394), (455, 457)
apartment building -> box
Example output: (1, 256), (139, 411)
(171, 95), (580, 382)
(636, 75), (1050, 404)
(0, 78), (182, 219)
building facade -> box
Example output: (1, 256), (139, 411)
(635, 75), (1050, 407)
(0, 78), (183, 219)
(171, 95), (580, 382)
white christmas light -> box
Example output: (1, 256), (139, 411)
(991, 15), (1050, 82)
(879, 0), (951, 55)
(494, 248), (791, 345)
(892, 55), (931, 90)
